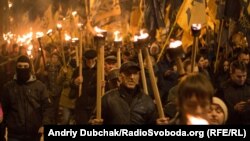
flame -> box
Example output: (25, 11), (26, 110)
(72, 11), (77, 17)
(191, 24), (202, 30)
(36, 32), (44, 39)
(72, 38), (79, 43)
(8, 1), (13, 8)
(17, 32), (33, 45)
(169, 40), (182, 48)
(138, 30), (149, 40)
(3, 32), (14, 44)
(47, 29), (53, 36)
(57, 23), (62, 30)
(94, 26), (107, 37)
(77, 23), (83, 29)
(27, 44), (33, 57)
(64, 34), (71, 41)
(187, 114), (208, 125)
(133, 35), (139, 42)
(114, 31), (122, 42)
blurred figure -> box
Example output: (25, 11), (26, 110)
(207, 97), (228, 125)
(57, 59), (76, 125)
(169, 73), (214, 125)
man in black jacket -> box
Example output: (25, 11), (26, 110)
(1, 55), (54, 141)
(90, 61), (168, 124)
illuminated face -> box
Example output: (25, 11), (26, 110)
(223, 61), (229, 72)
(198, 57), (206, 69)
(207, 104), (225, 125)
(120, 69), (140, 89)
(181, 95), (210, 121)
(230, 69), (247, 86)
(238, 54), (250, 65)
(105, 61), (117, 74)
(86, 58), (96, 68)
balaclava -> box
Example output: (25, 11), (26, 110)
(16, 55), (31, 84)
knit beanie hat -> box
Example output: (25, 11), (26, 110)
(212, 97), (228, 123)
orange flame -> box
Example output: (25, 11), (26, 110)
(94, 26), (107, 37)
(169, 40), (182, 48)
(36, 32), (44, 39)
(114, 31), (122, 42)
(191, 24), (202, 30)
(138, 30), (149, 40)
(187, 114), (208, 125)
(57, 23), (62, 30)
(64, 34), (71, 41)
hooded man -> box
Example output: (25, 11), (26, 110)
(1, 55), (53, 141)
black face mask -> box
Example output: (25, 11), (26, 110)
(16, 68), (30, 84)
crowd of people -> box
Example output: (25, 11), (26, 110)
(0, 31), (249, 140)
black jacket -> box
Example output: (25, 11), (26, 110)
(1, 75), (53, 139)
(101, 85), (157, 124)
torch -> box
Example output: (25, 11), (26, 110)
(113, 31), (122, 68)
(167, 40), (185, 75)
(36, 32), (46, 68)
(191, 24), (201, 73)
(46, 29), (54, 43)
(57, 23), (66, 67)
(94, 26), (107, 120)
(139, 30), (165, 118)
(186, 114), (209, 125)
(133, 35), (148, 95)
(78, 23), (83, 97)
(27, 44), (35, 74)
(72, 37), (79, 67)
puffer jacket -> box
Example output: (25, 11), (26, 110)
(1, 75), (53, 139)
(101, 85), (157, 124)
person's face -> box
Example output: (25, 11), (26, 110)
(105, 62), (117, 74)
(198, 57), (205, 69)
(238, 54), (249, 65)
(223, 61), (229, 72)
(120, 68), (140, 89)
(51, 55), (59, 64)
(207, 104), (225, 125)
(86, 58), (96, 68)
(230, 69), (247, 85)
(181, 95), (210, 122)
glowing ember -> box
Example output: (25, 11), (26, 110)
(187, 114), (209, 125)
(169, 40), (182, 48)
(114, 31), (122, 42)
